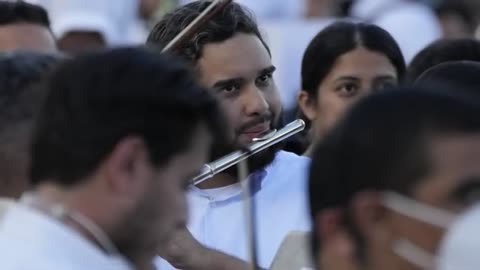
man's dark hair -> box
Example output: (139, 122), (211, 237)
(0, 1), (50, 27)
(30, 47), (225, 187)
(407, 38), (480, 82)
(0, 51), (59, 197)
(146, 1), (269, 64)
(308, 87), (480, 258)
(415, 60), (480, 100)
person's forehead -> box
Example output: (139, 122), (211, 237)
(197, 33), (272, 84)
(327, 48), (397, 79)
(0, 23), (56, 53)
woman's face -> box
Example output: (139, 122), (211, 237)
(299, 47), (398, 144)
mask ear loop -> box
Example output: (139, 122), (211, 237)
(382, 192), (457, 228)
(392, 238), (436, 270)
(382, 192), (459, 270)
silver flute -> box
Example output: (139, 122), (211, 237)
(191, 119), (306, 185)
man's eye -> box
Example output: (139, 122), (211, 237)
(220, 84), (240, 93)
(256, 73), (273, 87)
(222, 85), (238, 93)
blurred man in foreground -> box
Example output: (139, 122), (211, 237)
(0, 47), (225, 270)
(309, 87), (480, 270)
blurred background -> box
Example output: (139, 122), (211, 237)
(25, 0), (480, 112)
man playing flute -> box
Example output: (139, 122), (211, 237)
(147, 2), (311, 269)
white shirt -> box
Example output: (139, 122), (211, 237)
(437, 204), (480, 270)
(0, 204), (133, 270)
(0, 198), (14, 220)
(155, 151), (311, 269)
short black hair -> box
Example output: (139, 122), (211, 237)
(301, 21), (406, 98)
(0, 51), (59, 196)
(308, 87), (480, 256)
(407, 38), (480, 82)
(146, 1), (269, 64)
(0, 1), (50, 27)
(30, 47), (225, 187)
(415, 60), (480, 100)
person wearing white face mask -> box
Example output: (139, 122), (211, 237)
(383, 193), (480, 270)
(308, 87), (480, 270)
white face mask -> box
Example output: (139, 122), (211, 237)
(382, 192), (480, 270)
(436, 204), (480, 270)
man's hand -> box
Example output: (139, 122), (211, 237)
(319, 229), (360, 270)
(161, 227), (253, 270)
(161, 227), (207, 269)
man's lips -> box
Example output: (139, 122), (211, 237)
(240, 123), (271, 140)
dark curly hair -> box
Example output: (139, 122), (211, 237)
(146, 1), (270, 64)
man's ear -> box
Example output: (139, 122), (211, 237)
(314, 209), (360, 270)
(314, 208), (343, 241)
(350, 191), (385, 238)
(298, 90), (317, 121)
(101, 136), (151, 197)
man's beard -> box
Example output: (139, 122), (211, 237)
(109, 190), (168, 269)
(209, 113), (284, 179)
(209, 140), (281, 179)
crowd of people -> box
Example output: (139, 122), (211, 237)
(0, 0), (478, 270)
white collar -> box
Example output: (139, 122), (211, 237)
(189, 169), (267, 202)
(0, 203), (133, 269)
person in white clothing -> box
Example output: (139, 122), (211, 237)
(29, 0), (145, 54)
(349, 0), (442, 63)
(147, 2), (311, 269)
(0, 48), (225, 270)
(308, 88), (480, 270)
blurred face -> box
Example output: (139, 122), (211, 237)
(0, 23), (56, 53)
(112, 123), (211, 266)
(57, 31), (106, 55)
(439, 13), (472, 39)
(197, 33), (282, 175)
(299, 48), (397, 145)
(314, 134), (480, 270)
(374, 134), (480, 270)
(139, 0), (162, 18)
